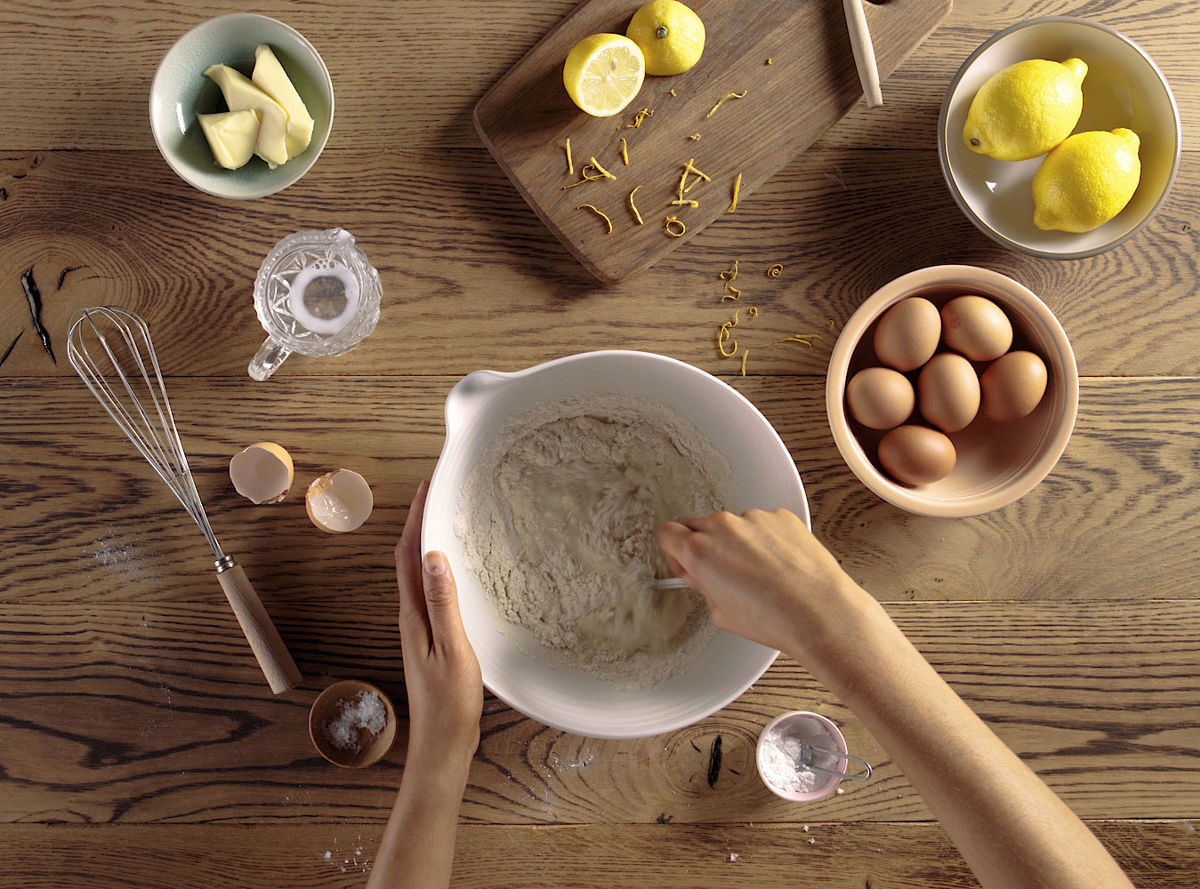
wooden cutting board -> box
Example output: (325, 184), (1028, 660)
(474, 0), (952, 283)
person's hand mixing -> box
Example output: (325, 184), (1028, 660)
(658, 508), (870, 661)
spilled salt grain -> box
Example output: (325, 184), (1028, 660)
(324, 690), (387, 752)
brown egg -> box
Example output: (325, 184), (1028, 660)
(917, 353), (980, 433)
(981, 351), (1048, 422)
(846, 367), (915, 430)
(940, 295), (1013, 362)
(873, 297), (941, 372)
(877, 424), (957, 486)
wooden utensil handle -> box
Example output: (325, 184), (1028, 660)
(843, 0), (884, 108)
(216, 563), (302, 694)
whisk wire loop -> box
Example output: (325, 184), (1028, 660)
(67, 306), (222, 558)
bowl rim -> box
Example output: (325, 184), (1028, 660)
(425, 348), (806, 739)
(826, 265), (1080, 517)
(937, 15), (1182, 259)
(148, 12), (334, 200)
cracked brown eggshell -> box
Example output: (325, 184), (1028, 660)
(229, 442), (294, 504)
(306, 469), (373, 533)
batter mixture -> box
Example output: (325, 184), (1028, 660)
(456, 392), (736, 686)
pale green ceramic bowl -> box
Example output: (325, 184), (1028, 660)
(149, 14), (334, 199)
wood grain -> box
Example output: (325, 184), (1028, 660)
(1, 598), (1197, 825)
(1, 146), (1196, 379)
(2, 821), (1198, 888)
(474, 0), (951, 281)
(2, 0), (1198, 886)
(0, 0), (1195, 153)
(2, 376), (1197, 604)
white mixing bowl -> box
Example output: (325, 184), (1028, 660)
(423, 350), (809, 739)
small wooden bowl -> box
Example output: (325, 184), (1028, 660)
(308, 680), (397, 768)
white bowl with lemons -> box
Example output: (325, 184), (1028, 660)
(939, 17), (1181, 259)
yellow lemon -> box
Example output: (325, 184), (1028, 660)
(626, 0), (705, 76)
(963, 58), (1088, 161)
(563, 33), (646, 117)
(1032, 128), (1141, 232)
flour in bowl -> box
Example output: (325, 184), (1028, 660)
(456, 392), (736, 686)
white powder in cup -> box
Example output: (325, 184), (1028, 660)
(758, 718), (842, 796)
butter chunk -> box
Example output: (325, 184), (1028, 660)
(203, 63), (289, 168)
(252, 45), (314, 159)
(198, 108), (261, 169)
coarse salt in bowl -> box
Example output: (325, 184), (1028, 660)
(423, 350), (810, 740)
(756, 711), (849, 802)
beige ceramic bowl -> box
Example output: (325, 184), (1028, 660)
(827, 266), (1078, 517)
(939, 17), (1181, 258)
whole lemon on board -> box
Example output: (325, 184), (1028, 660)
(963, 58), (1088, 161)
(1032, 128), (1141, 232)
(626, 0), (705, 76)
(563, 33), (646, 117)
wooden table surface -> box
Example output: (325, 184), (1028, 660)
(2, 0), (1198, 886)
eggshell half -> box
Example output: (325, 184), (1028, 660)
(229, 442), (294, 504)
(306, 469), (374, 533)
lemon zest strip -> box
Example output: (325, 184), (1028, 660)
(587, 157), (616, 179)
(577, 204), (613, 234)
(740, 349), (750, 376)
(669, 88), (677, 97)
(774, 334), (821, 348)
(671, 199), (700, 208)
(706, 89), (748, 119)
(718, 260), (739, 281)
(689, 133), (701, 141)
(717, 322), (738, 357)
(730, 172), (742, 212)
(619, 137), (629, 166)
(565, 138), (573, 176)
(627, 107), (653, 128)
(628, 186), (645, 225)
(664, 216), (687, 238)
(721, 285), (742, 302)
(766, 263), (783, 278)
(747, 306), (759, 318)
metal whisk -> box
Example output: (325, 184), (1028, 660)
(68, 306), (301, 694)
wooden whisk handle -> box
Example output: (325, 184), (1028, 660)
(216, 562), (302, 694)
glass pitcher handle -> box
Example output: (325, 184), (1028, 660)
(248, 336), (293, 381)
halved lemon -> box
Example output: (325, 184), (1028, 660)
(563, 33), (646, 117)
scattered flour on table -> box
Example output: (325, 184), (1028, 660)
(456, 392), (736, 686)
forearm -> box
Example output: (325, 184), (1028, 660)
(366, 753), (471, 889)
(793, 580), (1133, 889)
